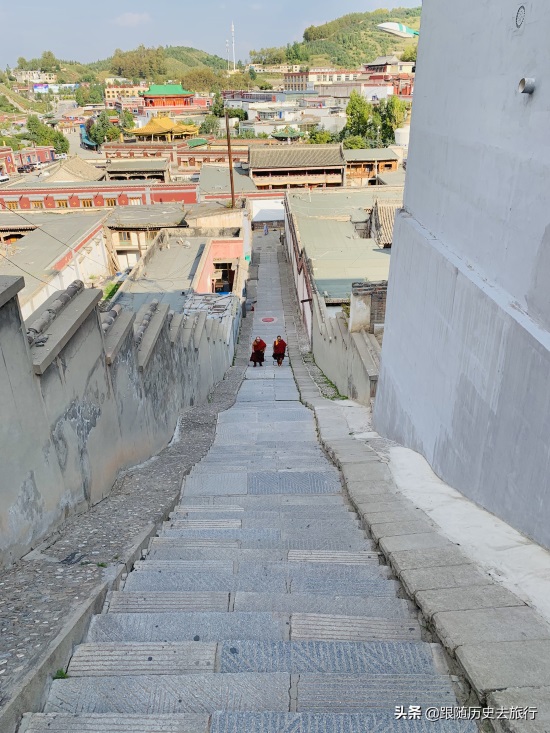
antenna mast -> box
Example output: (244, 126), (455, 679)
(232, 21), (236, 72)
(226, 40), (230, 72)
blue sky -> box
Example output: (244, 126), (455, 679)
(0, 0), (419, 68)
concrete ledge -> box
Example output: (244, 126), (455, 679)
(433, 606), (550, 652)
(104, 311), (135, 365)
(194, 311), (207, 350)
(24, 291), (63, 328)
(489, 687), (550, 733)
(370, 519), (436, 540)
(138, 304), (169, 372)
(170, 313), (185, 344)
(416, 585), (526, 619)
(389, 547), (470, 573)
(400, 564), (491, 596)
(0, 275), (24, 309)
(30, 289), (102, 375)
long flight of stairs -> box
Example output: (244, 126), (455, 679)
(20, 243), (475, 733)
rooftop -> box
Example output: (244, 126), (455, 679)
(377, 170), (407, 186)
(106, 203), (187, 229)
(142, 84), (193, 96)
(41, 156), (105, 183)
(199, 165), (258, 196)
(366, 56), (400, 66)
(106, 159), (170, 173)
(115, 236), (206, 312)
(344, 148), (400, 163)
(0, 212), (105, 305)
(250, 144), (345, 170)
(286, 187), (404, 299)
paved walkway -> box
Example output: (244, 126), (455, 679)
(21, 237), (475, 732)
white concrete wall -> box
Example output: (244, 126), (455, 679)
(374, 0), (550, 548)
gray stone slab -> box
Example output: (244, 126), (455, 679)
(400, 565), (491, 596)
(456, 641), (550, 693)
(234, 593), (412, 618)
(210, 712), (477, 733)
(147, 546), (288, 564)
(365, 509), (429, 525)
(181, 496), (345, 508)
(370, 521), (436, 540)
(415, 585), (526, 619)
(68, 642), (217, 676)
(287, 551), (378, 564)
(296, 674), (457, 711)
(389, 547), (471, 572)
(123, 570), (286, 593)
(108, 592), (230, 614)
(488, 687), (550, 733)
(132, 560), (234, 572)
(20, 713), (210, 733)
(88, 612), (288, 643)
(433, 606), (550, 652)
(219, 640), (435, 674)
(379, 534), (458, 554)
(45, 673), (291, 714)
(290, 614), (420, 642)
(160, 529), (281, 542)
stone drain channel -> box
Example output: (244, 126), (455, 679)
(19, 241), (476, 732)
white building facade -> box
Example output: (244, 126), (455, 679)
(374, 1), (550, 547)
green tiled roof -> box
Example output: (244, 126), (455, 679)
(143, 84), (193, 96)
(187, 138), (209, 148)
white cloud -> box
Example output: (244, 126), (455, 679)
(113, 12), (151, 27)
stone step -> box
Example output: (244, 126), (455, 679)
(159, 528), (368, 544)
(108, 592), (230, 614)
(147, 546), (378, 564)
(43, 673), (457, 715)
(66, 640), (434, 677)
(209, 712), (477, 733)
(107, 591), (412, 618)
(19, 713), (209, 733)
(166, 517), (361, 530)
(21, 713), (476, 733)
(87, 612), (290, 643)
(295, 674), (458, 711)
(68, 643), (217, 677)
(172, 506), (354, 517)
(131, 561), (387, 580)
(45, 673), (291, 714)
(123, 568), (396, 594)
(290, 614), (421, 641)
(179, 496), (345, 508)
(151, 536), (376, 551)
(183, 472), (341, 497)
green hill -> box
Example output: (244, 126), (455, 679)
(251, 6), (421, 68)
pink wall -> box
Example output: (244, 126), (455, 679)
(195, 239), (244, 293)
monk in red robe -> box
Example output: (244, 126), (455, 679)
(273, 336), (287, 366)
(251, 337), (266, 367)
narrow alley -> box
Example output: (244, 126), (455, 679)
(21, 235), (475, 733)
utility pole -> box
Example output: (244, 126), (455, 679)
(225, 110), (236, 209)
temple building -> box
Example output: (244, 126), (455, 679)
(129, 117), (199, 141)
(138, 85), (211, 119)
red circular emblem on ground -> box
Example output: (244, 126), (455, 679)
(262, 317), (276, 322)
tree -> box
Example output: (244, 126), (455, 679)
(229, 108), (247, 122)
(88, 111), (120, 146)
(401, 44), (417, 62)
(378, 96), (408, 145)
(307, 126), (336, 144)
(182, 67), (224, 93)
(343, 91), (373, 138)
(25, 114), (69, 153)
(40, 51), (60, 72)
(120, 110), (135, 130)
(211, 91), (225, 117)
(343, 135), (368, 149)
(199, 115), (220, 136)
(249, 68), (257, 81)
(258, 82), (273, 91)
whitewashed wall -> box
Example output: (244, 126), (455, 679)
(374, 0), (550, 547)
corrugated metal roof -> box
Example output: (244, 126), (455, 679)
(250, 144), (345, 170)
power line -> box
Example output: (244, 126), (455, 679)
(0, 248), (51, 285)
(0, 198), (109, 270)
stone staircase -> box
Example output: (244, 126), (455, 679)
(20, 240), (475, 732)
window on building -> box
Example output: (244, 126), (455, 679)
(56, 200), (68, 208)
(128, 197), (142, 205)
(81, 199), (93, 208)
(5, 201), (18, 210)
(105, 198), (117, 207)
(119, 231), (131, 242)
(31, 201), (43, 209)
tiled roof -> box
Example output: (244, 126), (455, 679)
(249, 144), (345, 170)
(143, 85), (193, 96)
(344, 148), (399, 163)
(372, 199), (402, 247)
(45, 156), (105, 182)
